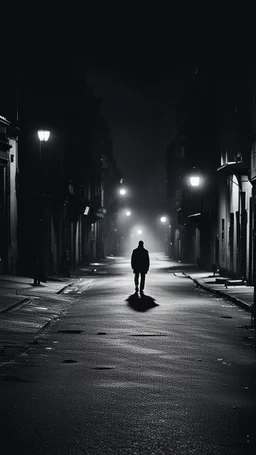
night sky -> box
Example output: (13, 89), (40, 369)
(1, 2), (251, 221)
(87, 66), (178, 210)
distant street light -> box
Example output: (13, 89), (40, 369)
(188, 167), (202, 188)
(137, 229), (142, 235)
(106, 186), (128, 211)
(190, 175), (200, 187)
(126, 211), (131, 216)
(34, 130), (50, 286)
(38, 130), (50, 142)
(160, 216), (167, 223)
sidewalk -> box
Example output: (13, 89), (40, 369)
(183, 268), (253, 314)
(0, 257), (116, 313)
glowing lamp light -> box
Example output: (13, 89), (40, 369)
(137, 229), (142, 235)
(119, 188), (126, 195)
(38, 130), (50, 142)
(190, 176), (200, 187)
(160, 216), (167, 223)
(126, 211), (131, 216)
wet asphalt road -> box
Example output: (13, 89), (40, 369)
(0, 256), (256, 454)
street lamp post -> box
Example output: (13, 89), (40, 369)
(105, 186), (128, 256)
(33, 130), (50, 285)
(119, 209), (132, 255)
(188, 171), (204, 266)
(160, 216), (169, 255)
(189, 174), (203, 213)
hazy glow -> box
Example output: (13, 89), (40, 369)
(160, 216), (167, 223)
(190, 176), (200, 187)
(126, 222), (165, 256)
(119, 188), (126, 195)
(126, 211), (131, 216)
(38, 130), (50, 142)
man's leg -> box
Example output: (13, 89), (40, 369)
(134, 272), (139, 292)
(140, 273), (146, 293)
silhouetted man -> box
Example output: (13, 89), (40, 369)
(131, 240), (150, 294)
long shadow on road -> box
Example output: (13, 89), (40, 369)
(126, 293), (159, 312)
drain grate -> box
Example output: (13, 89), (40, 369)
(58, 330), (82, 334)
(221, 315), (232, 319)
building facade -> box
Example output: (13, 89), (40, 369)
(0, 115), (19, 275)
(166, 65), (256, 284)
(16, 65), (120, 279)
(216, 73), (252, 282)
(165, 68), (218, 270)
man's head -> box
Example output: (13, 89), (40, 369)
(138, 240), (144, 247)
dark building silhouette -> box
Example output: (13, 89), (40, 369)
(15, 58), (120, 277)
(165, 62), (256, 284)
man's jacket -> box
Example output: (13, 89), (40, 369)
(131, 246), (150, 273)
